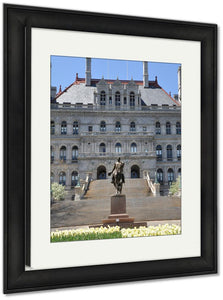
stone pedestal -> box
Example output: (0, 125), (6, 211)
(102, 194), (147, 228)
(74, 186), (82, 201)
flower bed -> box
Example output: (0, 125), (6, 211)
(51, 224), (181, 242)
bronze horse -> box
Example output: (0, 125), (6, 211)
(108, 158), (125, 194)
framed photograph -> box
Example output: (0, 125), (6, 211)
(4, 4), (217, 293)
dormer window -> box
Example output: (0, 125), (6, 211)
(130, 92), (135, 107)
(115, 92), (121, 107)
(100, 91), (106, 106)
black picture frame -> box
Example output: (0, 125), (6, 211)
(3, 3), (217, 294)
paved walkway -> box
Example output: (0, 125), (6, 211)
(51, 179), (181, 228)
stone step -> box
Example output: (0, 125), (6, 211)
(85, 178), (150, 200)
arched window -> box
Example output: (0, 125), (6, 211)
(131, 142), (137, 153)
(51, 146), (54, 163)
(130, 122), (136, 132)
(115, 121), (121, 132)
(99, 143), (106, 153)
(115, 91), (121, 107)
(60, 146), (66, 162)
(59, 171), (66, 186)
(71, 171), (78, 187)
(166, 122), (171, 134)
(100, 121), (106, 132)
(50, 172), (54, 184)
(72, 146), (78, 162)
(61, 121), (67, 135)
(115, 143), (122, 153)
(73, 121), (79, 135)
(176, 122), (181, 134)
(130, 92), (135, 108)
(177, 145), (181, 161)
(155, 122), (161, 134)
(156, 169), (163, 184)
(156, 145), (162, 161)
(167, 145), (172, 161)
(168, 168), (174, 184)
(100, 91), (106, 106)
(51, 121), (55, 135)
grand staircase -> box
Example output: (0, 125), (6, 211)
(51, 179), (181, 228)
(84, 179), (150, 200)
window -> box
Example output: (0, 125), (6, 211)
(130, 92), (135, 108)
(124, 97), (127, 104)
(71, 171), (78, 187)
(156, 169), (163, 184)
(115, 91), (121, 107)
(73, 121), (79, 135)
(177, 145), (181, 161)
(156, 145), (162, 161)
(88, 126), (93, 132)
(166, 122), (171, 134)
(100, 121), (106, 132)
(115, 121), (121, 132)
(59, 172), (66, 186)
(155, 122), (161, 134)
(51, 146), (54, 163)
(115, 143), (122, 153)
(143, 126), (147, 132)
(176, 122), (181, 134)
(100, 91), (106, 106)
(51, 121), (55, 135)
(72, 146), (78, 162)
(61, 121), (67, 135)
(99, 143), (106, 153)
(168, 168), (174, 184)
(131, 142), (137, 153)
(130, 121), (136, 132)
(109, 97), (112, 105)
(60, 146), (66, 162)
(167, 145), (172, 161)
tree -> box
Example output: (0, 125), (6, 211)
(51, 182), (67, 201)
(169, 176), (181, 196)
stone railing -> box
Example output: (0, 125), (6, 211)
(143, 170), (160, 196)
(80, 131), (154, 136)
(51, 103), (181, 112)
(74, 172), (92, 200)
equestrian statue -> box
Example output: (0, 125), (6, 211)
(108, 158), (125, 194)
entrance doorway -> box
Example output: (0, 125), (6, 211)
(97, 165), (107, 179)
(131, 165), (140, 178)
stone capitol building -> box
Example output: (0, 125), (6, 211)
(50, 58), (181, 198)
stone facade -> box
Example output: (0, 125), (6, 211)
(51, 59), (181, 197)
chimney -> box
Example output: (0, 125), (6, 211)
(178, 66), (181, 102)
(85, 58), (91, 86)
(143, 61), (149, 88)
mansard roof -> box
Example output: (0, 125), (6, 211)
(55, 74), (180, 106)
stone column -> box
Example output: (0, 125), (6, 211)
(55, 122), (60, 135)
(67, 144), (72, 164)
(173, 144), (177, 162)
(161, 123), (166, 135)
(55, 144), (60, 162)
(67, 122), (73, 135)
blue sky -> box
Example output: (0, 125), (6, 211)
(51, 56), (180, 95)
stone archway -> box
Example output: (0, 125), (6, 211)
(131, 165), (140, 178)
(97, 165), (107, 180)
